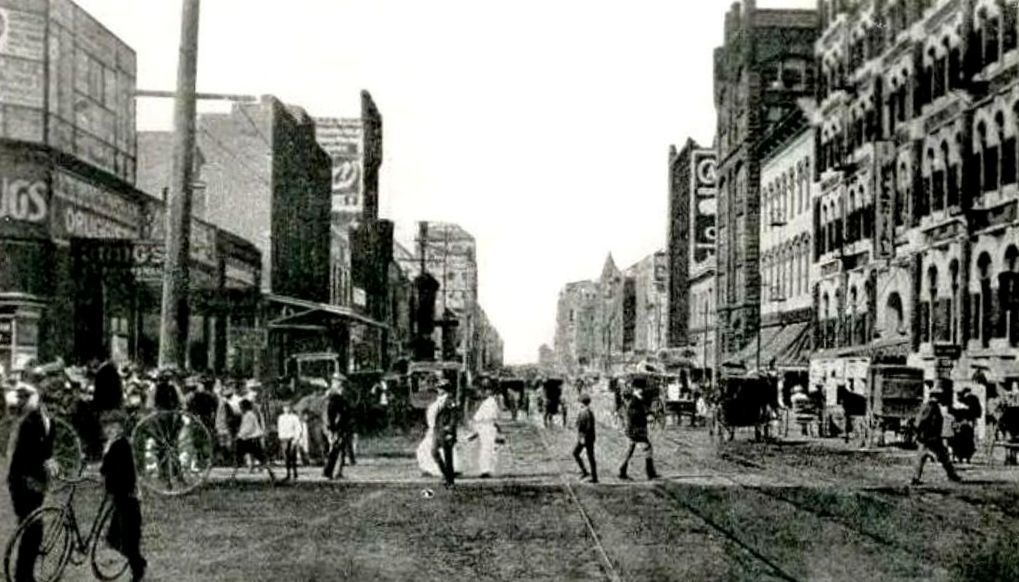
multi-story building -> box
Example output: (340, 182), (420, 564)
(713, 0), (818, 376)
(0, 0), (261, 372)
(625, 251), (670, 357)
(728, 112), (815, 388)
(668, 140), (719, 380)
(553, 280), (599, 374)
(316, 90), (385, 311)
(812, 0), (1019, 425)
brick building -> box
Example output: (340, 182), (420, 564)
(667, 140), (719, 379)
(0, 0), (261, 372)
(811, 0), (1019, 428)
(723, 111), (815, 387)
(713, 0), (818, 376)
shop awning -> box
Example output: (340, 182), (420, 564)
(772, 322), (812, 370)
(723, 325), (782, 369)
(265, 294), (388, 330)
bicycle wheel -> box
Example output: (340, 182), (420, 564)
(132, 411), (213, 496)
(3, 506), (72, 582)
(50, 417), (84, 483)
(90, 500), (130, 581)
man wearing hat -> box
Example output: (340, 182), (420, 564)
(431, 377), (459, 487)
(322, 373), (352, 480)
(572, 393), (598, 483)
(912, 382), (961, 485)
(99, 410), (146, 581)
(6, 382), (57, 582)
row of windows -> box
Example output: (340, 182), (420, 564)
(762, 157), (812, 227)
(762, 237), (812, 302)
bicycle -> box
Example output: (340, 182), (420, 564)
(132, 409), (213, 496)
(3, 474), (128, 582)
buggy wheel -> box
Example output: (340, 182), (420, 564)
(90, 499), (130, 581)
(4, 506), (72, 582)
(132, 411), (213, 496)
(50, 417), (84, 483)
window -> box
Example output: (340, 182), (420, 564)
(986, 14), (1001, 66)
(1004, 246), (1019, 346)
(928, 265), (939, 343)
(985, 117), (1002, 192)
(933, 142), (947, 211)
(886, 292), (904, 336)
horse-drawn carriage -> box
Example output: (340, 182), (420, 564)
(609, 371), (669, 430)
(499, 377), (528, 420)
(714, 372), (779, 441)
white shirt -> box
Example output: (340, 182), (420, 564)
(666, 383), (681, 402)
(237, 410), (264, 440)
(277, 412), (303, 441)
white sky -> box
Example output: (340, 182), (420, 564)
(76, 0), (814, 365)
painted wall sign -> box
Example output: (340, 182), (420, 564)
(690, 149), (717, 266)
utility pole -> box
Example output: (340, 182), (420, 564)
(158, 0), (201, 369)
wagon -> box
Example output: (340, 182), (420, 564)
(715, 373), (778, 441)
(867, 365), (925, 446)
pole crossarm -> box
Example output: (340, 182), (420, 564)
(135, 89), (257, 102)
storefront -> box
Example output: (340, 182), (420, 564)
(0, 143), (262, 372)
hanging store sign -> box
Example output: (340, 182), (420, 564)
(875, 164), (895, 259)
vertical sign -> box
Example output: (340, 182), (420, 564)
(314, 117), (364, 216)
(874, 144), (895, 259)
(689, 149), (718, 266)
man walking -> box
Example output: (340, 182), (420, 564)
(100, 411), (147, 582)
(618, 384), (658, 481)
(431, 379), (459, 487)
(912, 383), (962, 485)
(572, 393), (598, 483)
(6, 382), (56, 582)
(322, 375), (352, 480)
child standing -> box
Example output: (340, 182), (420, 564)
(276, 403), (303, 482)
(100, 411), (147, 582)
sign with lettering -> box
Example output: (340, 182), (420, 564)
(50, 170), (140, 241)
(315, 118), (364, 214)
(0, 154), (49, 238)
(875, 164), (895, 259)
(690, 149), (717, 265)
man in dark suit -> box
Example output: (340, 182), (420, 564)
(100, 411), (147, 582)
(618, 384), (658, 481)
(6, 383), (56, 582)
(431, 380), (459, 487)
(322, 375), (352, 480)
(572, 393), (598, 483)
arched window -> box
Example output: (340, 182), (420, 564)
(978, 252), (993, 347)
(849, 286), (859, 345)
(896, 159), (910, 226)
(922, 147), (935, 217)
(1005, 103), (1019, 186)
(977, 121), (990, 198)
(822, 292), (832, 348)
(835, 288), (844, 347)
(848, 188), (857, 242)
(925, 265), (938, 343)
(1004, 245), (1019, 346)
(949, 259), (960, 344)
(933, 140), (947, 211)
(886, 292), (904, 337)
(948, 134), (961, 206)
(986, 9), (1001, 66)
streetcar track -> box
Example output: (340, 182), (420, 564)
(532, 422), (623, 582)
(661, 430), (991, 568)
(550, 419), (810, 582)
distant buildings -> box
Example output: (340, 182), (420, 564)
(394, 221), (503, 376)
(553, 251), (669, 375)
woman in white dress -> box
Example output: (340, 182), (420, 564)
(472, 384), (501, 477)
(417, 390), (459, 476)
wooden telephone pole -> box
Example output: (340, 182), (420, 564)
(158, 0), (201, 369)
